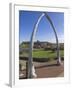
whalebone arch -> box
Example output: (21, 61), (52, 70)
(28, 12), (62, 78)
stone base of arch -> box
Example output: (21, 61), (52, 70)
(31, 64), (37, 78)
(57, 57), (63, 65)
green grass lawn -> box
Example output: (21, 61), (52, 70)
(20, 49), (64, 59)
(19, 49), (64, 67)
(32, 50), (64, 59)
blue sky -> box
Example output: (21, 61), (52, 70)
(19, 11), (64, 43)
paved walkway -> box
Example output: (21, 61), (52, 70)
(19, 61), (64, 79)
(35, 63), (64, 78)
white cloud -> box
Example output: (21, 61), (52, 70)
(47, 34), (64, 43)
